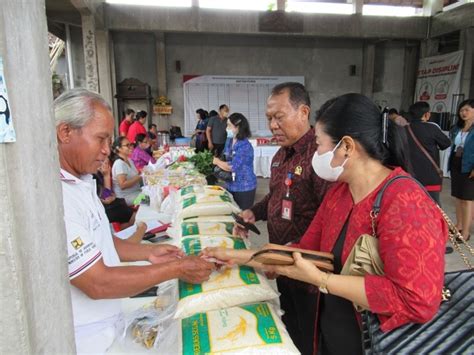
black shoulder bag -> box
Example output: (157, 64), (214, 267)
(361, 175), (473, 355)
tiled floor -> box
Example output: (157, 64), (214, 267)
(248, 177), (472, 272)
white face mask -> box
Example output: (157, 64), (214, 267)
(226, 129), (234, 138)
(311, 141), (348, 182)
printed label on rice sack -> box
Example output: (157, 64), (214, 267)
(182, 303), (288, 354)
(181, 222), (234, 237)
(182, 194), (232, 208)
(181, 215), (235, 223)
(179, 237), (259, 300)
(180, 185), (227, 197)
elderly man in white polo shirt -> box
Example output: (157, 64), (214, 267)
(55, 89), (214, 354)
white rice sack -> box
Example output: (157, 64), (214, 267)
(175, 236), (278, 319)
(178, 215), (235, 223)
(179, 185), (229, 200)
(156, 302), (300, 354)
(176, 193), (241, 220)
(167, 221), (235, 239)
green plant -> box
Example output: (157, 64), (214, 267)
(189, 151), (214, 176)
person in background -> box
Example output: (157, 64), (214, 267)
(147, 123), (158, 151)
(213, 113), (257, 209)
(111, 136), (143, 205)
(127, 110), (147, 144)
(388, 107), (409, 126)
(94, 159), (137, 230)
(449, 99), (474, 242)
(54, 89), (214, 354)
(194, 108), (209, 152)
(131, 133), (156, 172)
(119, 108), (135, 137)
(405, 101), (451, 205)
(234, 83), (332, 355)
(206, 104), (229, 156)
(203, 93), (448, 355)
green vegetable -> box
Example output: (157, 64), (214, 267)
(189, 151), (214, 176)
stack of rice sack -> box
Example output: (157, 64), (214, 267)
(126, 232), (299, 354)
(174, 185), (241, 221)
(128, 184), (299, 353)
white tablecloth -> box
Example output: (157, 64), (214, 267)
(253, 145), (280, 178)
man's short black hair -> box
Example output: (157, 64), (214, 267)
(271, 82), (310, 109)
(409, 102), (430, 120)
(148, 123), (157, 130)
(388, 108), (398, 115)
(125, 108), (135, 116)
(219, 104), (229, 111)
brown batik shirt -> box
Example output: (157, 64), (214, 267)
(251, 128), (333, 246)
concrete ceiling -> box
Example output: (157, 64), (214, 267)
(46, 0), (82, 38)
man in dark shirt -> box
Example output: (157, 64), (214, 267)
(238, 82), (331, 355)
(206, 104), (229, 156)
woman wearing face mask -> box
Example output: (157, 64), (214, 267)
(130, 133), (156, 172)
(213, 113), (257, 209)
(202, 94), (448, 354)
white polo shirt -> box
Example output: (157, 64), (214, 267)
(61, 169), (122, 353)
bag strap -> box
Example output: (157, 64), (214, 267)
(370, 175), (473, 269)
(407, 125), (444, 178)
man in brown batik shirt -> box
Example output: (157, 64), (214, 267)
(238, 82), (332, 355)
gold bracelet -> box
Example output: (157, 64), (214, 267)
(318, 272), (331, 294)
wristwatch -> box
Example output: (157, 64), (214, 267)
(319, 272), (331, 294)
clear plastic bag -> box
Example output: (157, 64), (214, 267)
(122, 280), (178, 349)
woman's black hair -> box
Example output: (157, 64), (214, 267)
(196, 108), (207, 121)
(111, 136), (128, 162)
(315, 93), (412, 173)
(135, 110), (147, 121)
(229, 112), (251, 140)
(456, 99), (474, 129)
(135, 133), (147, 145)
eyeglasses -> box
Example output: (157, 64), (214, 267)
(121, 143), (132, 148)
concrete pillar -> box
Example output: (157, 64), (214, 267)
(109, 33), (119, 121)
(191, 0), (199, 7)
(155, 32), (167, 97)
(96, 29), (114, 107)
(459, 28), (474, 98)
(0, 0), (75, 354)
(353, 0), (363, 15)
(81, 13), (99, 92)
(423, 0), (443, 16)
(400, 44), (419, 111)
(277, 0), (286, 11)
(155, 32), (168, 131)
(65, 24), (75, 89)
(361, 42), (375, 98)
(420, 38), (439, 58)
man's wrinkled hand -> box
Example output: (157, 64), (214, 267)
(178, 256), (215, 284)
(148, 244), (184, 264)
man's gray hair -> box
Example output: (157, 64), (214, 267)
(54, 88), (112, 128)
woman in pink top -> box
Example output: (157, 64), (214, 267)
(131, 133), (156, 171)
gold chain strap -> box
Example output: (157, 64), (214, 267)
(437, 206), (474, 270)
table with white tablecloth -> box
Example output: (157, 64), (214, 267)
(253, 145), (280, 178)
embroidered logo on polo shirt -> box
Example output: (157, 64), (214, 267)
(71, 237), (84, 250)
